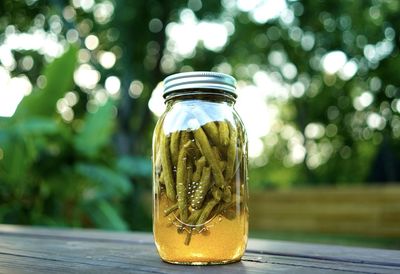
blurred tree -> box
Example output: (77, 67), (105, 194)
(0, 0), (399, 230)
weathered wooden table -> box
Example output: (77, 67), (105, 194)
(0, 225), (399, 273)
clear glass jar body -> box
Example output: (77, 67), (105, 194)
(152, 91), (248, 265)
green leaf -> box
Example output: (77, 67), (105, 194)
(74, 100), (115, 157)
(116, 155), (152, 178)
(11, 117), (59, 136)
(0, 138), (31, 183)
(86, 200), (128, 230)
(13, 46), (78, 118)
(75, 163), (132, 195)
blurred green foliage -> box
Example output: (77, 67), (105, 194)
(0, 47), (151, 229)
(0, 0), (399, 231)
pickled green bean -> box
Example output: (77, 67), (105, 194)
(225, 124), (237, 181)
(191, 167), (211, 209)
(192, 156), (206, 183)
(196, 198), (220, 225)
(161, 133), (176, 202)
(219, 121), (230, 146)
(170, 131), (180, 166)
(193, 126), (225, 187)
(164, 203), (178, 216)
(176, 141), (191, 222)
(192, 107), (220, 146)
(222, 186), (232, 203)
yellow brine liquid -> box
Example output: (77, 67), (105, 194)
(154, 192), (248, 264)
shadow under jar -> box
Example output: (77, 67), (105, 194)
(153, 72), (248, 265)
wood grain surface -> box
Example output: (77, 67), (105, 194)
(0, 225), (399, 273)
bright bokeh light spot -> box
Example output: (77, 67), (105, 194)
(252, 70), (290, 101)
(338, 60), (358, 80)
(236, 0), (259, 12)
(394, 99), (400, 113)
(252, 0), (287, 24)
(93, 1), (114, 24)
(166, 9), (230, 57)
(63, 5), (76, 21)
(290, 82), (305, 98)
(367, 113), (386, 130)
(0, 68), (32, 117)
(353, 92), (373, 111)
(248, 138), (264, 158)
(21, 56), (34, 71)
(237, 0), (287, 24)
(98, 51), (116, 69)
(235, 83), (279, 159)
(78, 48), (91, 63)
(85, 34), (99, 50)
(281, 63), (297, 80)
(129, 80), (144, 98)
(148, 82), (165, 117)
(198, 22), (228, 51)
(94, 89), (108, 105)
(322, 51), (347, 74)
(0, 30), (64, 62)
(364, 41), (394, 63)
(74, 64), (100, 89)
(305, 123), (325, 139)
(66, 29), (79, 43)
(77, 0), (95, 12)
(105, 76), (121, 95)
(290, 144), (306, 164)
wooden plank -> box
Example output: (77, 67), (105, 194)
(0, 225), (399, 273)
(249, 185), (400, 237)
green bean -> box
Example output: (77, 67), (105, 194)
(216, 196), (237, 213)
(219, 121), (230, 146)
(164, 203), (178, 216)
(219, 160), (226, 173)
(211, 186), (222, 201)
(196, 199), (220, 225)
(193, 126), (225, 187)
(161, 133), (176, 202)
(222, 186), (232, 203)
(159, 171), (165, 185)
(170, 131), (180, 166)
(179, 130), (190, 149)
(225, 124), (237, 181)
(191, 167), (211, 209)
(186, 163), (193, 191)
(183, 208), (204, 245)
(203, 122), (220, 146)
(176, 141), (191, 222)
(187, 209), (203, 224)
(192, 156), (206, 183)
(212, 146), (221, 161)
(215, 196), (238, 220)
(184, 230), (192, 246)
(192, 107), (220, 146)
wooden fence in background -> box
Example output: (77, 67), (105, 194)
(249, 185), (400, 237)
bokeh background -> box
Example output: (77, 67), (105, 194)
(1, 0), (399, 248)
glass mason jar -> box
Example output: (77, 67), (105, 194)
(152, 72), (248, 265)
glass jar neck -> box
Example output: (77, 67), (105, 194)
(164, 89), (236, 107)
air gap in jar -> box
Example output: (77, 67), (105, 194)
(152, 71), (248, 265)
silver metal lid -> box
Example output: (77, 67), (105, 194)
(163, 71), (237, 98)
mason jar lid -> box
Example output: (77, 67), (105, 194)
(163, 71), (237, 98)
